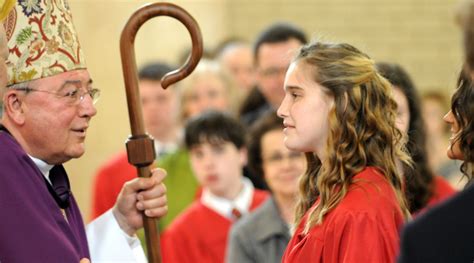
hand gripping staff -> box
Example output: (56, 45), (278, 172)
(119, 3), (203, 262)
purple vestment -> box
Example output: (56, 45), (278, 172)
(0, 127), (90, 262)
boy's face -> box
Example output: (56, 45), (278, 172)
(189, 140), (247, 199)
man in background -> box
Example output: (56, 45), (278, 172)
(217, 40), (257, 96)
(91, 62), (181, 220)
(240, 22), (307, 126)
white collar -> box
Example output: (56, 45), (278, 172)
(154, 140), (178, 157)
(28, 155), (54, 184)
(201, 177), (254, 220)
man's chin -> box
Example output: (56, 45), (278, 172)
(65, 146), (86, 161)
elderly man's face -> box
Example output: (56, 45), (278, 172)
(20, 69), (97, 164)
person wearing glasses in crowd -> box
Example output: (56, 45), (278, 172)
(0, 1), (167, 262)
(227, 111), (305, 263)
(239, 22), (307, 127)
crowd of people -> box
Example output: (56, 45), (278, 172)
(1, 0), (474, 262)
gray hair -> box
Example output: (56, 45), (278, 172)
(1, 81), (32, 117)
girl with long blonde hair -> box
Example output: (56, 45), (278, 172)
(278, 41), (411, 262)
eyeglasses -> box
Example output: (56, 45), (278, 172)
(263, 151), (304, 164)
(14, 86), (101, 105)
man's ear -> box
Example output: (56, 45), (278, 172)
(3, 90), (26, 125)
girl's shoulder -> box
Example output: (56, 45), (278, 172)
(335, 167), (400, 214)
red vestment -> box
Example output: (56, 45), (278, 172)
(91, 152), (134, 219)
(427, 176), (456, 206)
(282, 167), (405, 263)
(161, 190), (268, 263)
(413, 175), (456, 217)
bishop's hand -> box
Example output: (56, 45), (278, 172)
(112, 168), (168, 236)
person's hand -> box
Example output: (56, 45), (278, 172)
(80, 258), (90, 263)
(112, 168), (167, 236)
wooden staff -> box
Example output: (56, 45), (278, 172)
(120, 3), (203, 262)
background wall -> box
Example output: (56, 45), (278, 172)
(66, 0), (463, 221)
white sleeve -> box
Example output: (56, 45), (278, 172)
(86, 209), (148, 263)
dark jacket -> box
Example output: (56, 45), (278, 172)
(398, 184), (474, 263)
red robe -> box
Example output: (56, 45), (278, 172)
(282, 167), (405, 263)
(91, 151), (134, 219)
(161, 190), (268, 263)
(427, 176), (456, 206)
(413, 176), (456, 217)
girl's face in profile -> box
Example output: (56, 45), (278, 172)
(277, 61), (334, 160)
(443, 110), (464, 160)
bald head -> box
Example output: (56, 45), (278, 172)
(218, 42), (256, 94)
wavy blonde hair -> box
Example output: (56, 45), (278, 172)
(293, 42), (412, 233)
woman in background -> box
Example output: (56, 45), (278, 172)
(398, 67), (474, 263)
(227, 112), (305, 263)
(376, 62), (456, 216)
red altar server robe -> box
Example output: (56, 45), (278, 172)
(282, 167), (405, 263)
(161, 190), (268, 263)
(427, 176), (456, 207)
(413, 176), (456, 217)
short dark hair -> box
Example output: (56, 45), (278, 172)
(253, 22), (307, 63)
(185, 110), (246, 149)
(138, 62), (174, 81)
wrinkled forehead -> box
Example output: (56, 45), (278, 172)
(30, 69), (92, 90)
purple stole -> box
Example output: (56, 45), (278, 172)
(0, 127), (90, 262)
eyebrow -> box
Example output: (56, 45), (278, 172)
(58, 79), (94, 91)
(285, 85), (304, 92)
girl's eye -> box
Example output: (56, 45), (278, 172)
(291, 92), (300, 98)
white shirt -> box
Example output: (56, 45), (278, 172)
(29, 155), (147, 263)
(201, 177), (255, 219)
(154, 140), (178, 158)
(86, 210), (147, 263)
